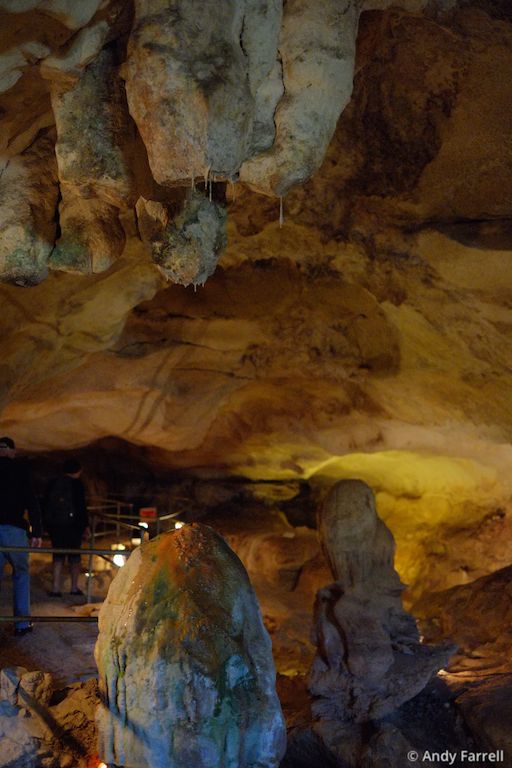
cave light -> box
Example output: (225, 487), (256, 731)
(113, 553), (127, 568)
(174, 521), (185, 529)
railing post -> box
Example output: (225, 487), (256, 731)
(86, 516), (95, 604)
(116, 502), (121, 542)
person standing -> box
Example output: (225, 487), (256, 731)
(0, 436), (42, 636)
(44, 459), (90, 597)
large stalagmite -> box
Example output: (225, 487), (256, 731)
(95, 523), (286, 768)
(309, 480), (453, 726)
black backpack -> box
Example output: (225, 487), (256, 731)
(45, 476), (76, 529)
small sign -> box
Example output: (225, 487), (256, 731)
(139, 506), (157, 519)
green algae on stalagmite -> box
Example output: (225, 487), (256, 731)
(95, 523), (286, 768)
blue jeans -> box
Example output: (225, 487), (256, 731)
(0, 525), (30, 630)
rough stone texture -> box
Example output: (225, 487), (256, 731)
(309, 480), (453, 723)
(95, 524), (286, 768)
(0, 666), (98, 768)
(47, 46), (133, 273)
(455, 675), (512, 759)
(0, 245), (164, 415)
(240, 0), (359, 196)
(0, 130), (58, 285)
(139, 191), (228, 286)
(414, 567), (512, 763)
(1, 1), (105, 30)
(40, 20), (111, 80)
(0, 0), (510, 284)
(124, 0), (282, 184)
(415, 565), (512, 674)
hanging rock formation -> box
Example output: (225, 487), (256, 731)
(240, 0), (360, 196)
(95, 523), (286, 768)
(137, 191), (228, 286)
(0, 130), (58, 285)
(46, 46), (133, 273)
(0, 0), (466, 285)
(124, 0), (283, 184)
(309, 479), (453, 727)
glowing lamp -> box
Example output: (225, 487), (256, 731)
(174, 521), (184, 529)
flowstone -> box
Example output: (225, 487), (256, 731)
(309, 480), (453, 726)
(95, 523), (286, 768)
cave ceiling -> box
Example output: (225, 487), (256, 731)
(0, 0), (511, 548)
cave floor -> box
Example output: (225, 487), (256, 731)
(0, 571), (100, 687)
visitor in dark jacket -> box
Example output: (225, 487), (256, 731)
(0, 436), (42, 636)
(44, 459), (90, 597)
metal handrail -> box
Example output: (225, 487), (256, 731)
(0, 546), (119, 555)
(1, 493), (185, 628)
(0, 544), (130, 624)
(0, 615), (97, 623)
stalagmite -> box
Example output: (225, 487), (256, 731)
(309, 480), (454, 727)
(95, 524), (286, 768)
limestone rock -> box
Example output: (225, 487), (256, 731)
(41, 20), (111, 81)
(309, 480), (453, 723)
(0, 667), (97, 768)
(242, 0), (283, 157)
(0, 130), (58, 285)
(49, 192), (126, 274)
(49, 47), (132, 206)
(95, 523), (286, 768)
(17, 670), (54, 708)
(240, 0), (359, 196)
(124, 0), (281, 183)
(0, 666), (29, 707)
(1, 1), (105, 30)
(0, 42), (50, 94)
(140, 191), (228, 286)
(414, 564), (512, 671)
(456, 675), (512, 757)
(48, 46), (133, 273)
(310, 720), (417, 768)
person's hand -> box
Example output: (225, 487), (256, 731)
(30, 537), (43, 548)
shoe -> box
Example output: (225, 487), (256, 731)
(69, 589), (84, 596)
(14, 623), (33, 637)
(47, 590), (62, 597)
